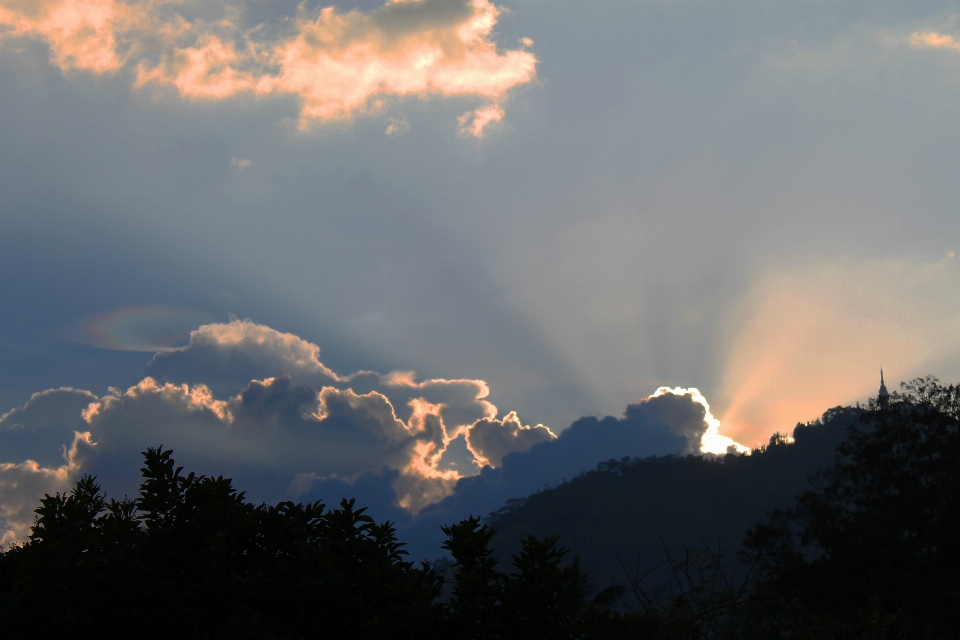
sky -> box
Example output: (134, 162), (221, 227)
(2, 0), (960, 547)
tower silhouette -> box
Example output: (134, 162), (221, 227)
(878, 368), (889, 409)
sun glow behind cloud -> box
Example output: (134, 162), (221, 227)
(650, 387), (748, 455)
(715, 254), (960, 447)
(0, 0), (536, 135)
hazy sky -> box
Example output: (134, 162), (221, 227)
(2, 0), (960, 542)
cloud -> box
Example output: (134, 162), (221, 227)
(649, 387), (746, 456)
(0, 0), (536, 134)
(0, 320), (747, 547)
(231, 157), (251, 169)
(0, 320), (564, 535)
(458, 102), (504, 137)
(66, 375), (458, 513)
(0, 388), (100, 543)
(145, 319), (499, 431)
(505, 387), (717, 478)
(910, 31), (960, 53)
(400, 386), (729, 558)
(74, 372), (523, 516)
(145, 319), (345, 393)
(466, 411), (553, 467)
(714, 256), (960, 446)
(0, 387), (98, 467)
(0, 431), (93, 546)
(385, 116), (411, 136)
(0, 0), (134, 72)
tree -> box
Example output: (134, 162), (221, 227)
(442, 516), (503, 637)
(0, 447), (443, 639)
(441, 516), (632, 640)
(0, 447), (642, 639)
(745, 376), (960, 637)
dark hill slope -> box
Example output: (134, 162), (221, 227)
(488, 406), (856, 587)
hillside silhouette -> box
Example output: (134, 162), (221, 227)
(488, 377), (960, 636)
(488, 405), (856, 588)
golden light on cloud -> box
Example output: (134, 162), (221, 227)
(458, 103), (504, 136)
(0, 0), (537, 135)
(910, 31), (960, 52)
(715, 255), (960, 447)
(0, 0), (128, 71)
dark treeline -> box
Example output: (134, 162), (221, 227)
(0, 447), (638, 639)
(1, 377), (958, 638)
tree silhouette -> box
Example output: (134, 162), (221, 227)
(441, 516), (633, 639)
(442, 516), (503, 637)
(745, 376), (960, 636)
(0, 447), (640, 638)
(0, 446), (443, 639)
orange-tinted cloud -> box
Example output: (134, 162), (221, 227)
(0, 431), (92, 546)
(715, 255), (960, 447)
(458, 102), (504, 137)
(1, 0), (537, 135)
(910, 31), (960, 52)
(0, 0), (134, 71)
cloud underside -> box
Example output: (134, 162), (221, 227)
(0, 0), (536, 135)
(0, 319), (740, 545)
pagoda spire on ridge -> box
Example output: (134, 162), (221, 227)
(878, 368), (889, 408)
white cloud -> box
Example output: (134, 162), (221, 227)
(458, 103), (504, 137)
